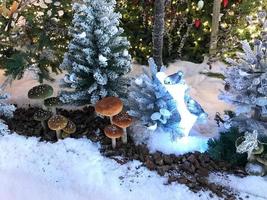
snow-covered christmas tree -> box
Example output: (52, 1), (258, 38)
(220, 39), (267, 138)
(59, 0), (131, 105)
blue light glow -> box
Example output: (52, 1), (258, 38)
(156, 72), (198, 138)
(148, 131), (208, 155)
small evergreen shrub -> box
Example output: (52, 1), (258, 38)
(207, 127), (248, 167)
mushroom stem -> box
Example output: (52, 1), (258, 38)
(52, 107), (56, 115)
(56, 130), (61, 140)
(42, 104), (47, 110)
(111, 138), (116, 149)
(122, 128), (127, 144)
(41, 120), (47, 131)
(110, 116), (113, 124)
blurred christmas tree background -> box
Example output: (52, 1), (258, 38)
(0, 0), (267, 80)
(117, 0), (266, 64)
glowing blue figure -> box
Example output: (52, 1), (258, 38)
(157, 71), (201, 137)
(127, 58), (207, 142)
(164, 71), (184, 85)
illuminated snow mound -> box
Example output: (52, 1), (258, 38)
(148, 130), (208, 155)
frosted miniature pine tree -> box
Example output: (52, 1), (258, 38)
(60, 0), (131, 105)
(220, 39), (267, 137)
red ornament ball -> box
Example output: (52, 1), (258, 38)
(223, 0), (229, 8)
(194, 19), (202, 29)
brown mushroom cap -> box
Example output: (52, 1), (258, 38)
(62, 120), (76, 134)
(48, 115), (68, 131)
(34, 109), (52, 121)
(95, 97), (123, 117)
(104, 125), (123, 139)
(28, 84), (53, 99)
(112, 112), (133, 128)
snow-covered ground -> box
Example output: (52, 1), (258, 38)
(209, 173), (267, 200)
(0, 133), (266, 200)
(0, 133), (210, 200)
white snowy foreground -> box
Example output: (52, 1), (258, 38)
(0, 133), (266, 200)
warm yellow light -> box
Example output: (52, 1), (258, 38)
(238, 29), (244, 34)
(221, 23), (228, 28)
(203, 21), (209, 27)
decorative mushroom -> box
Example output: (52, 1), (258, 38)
(104, 124), (123, 149)
(95, 97), (123, 123)
(28, 84), (53, 108)
(112, 112), (133, 144)
(33, 109), (52, 131)
(44, 97), (63, 114)
(48, 115), (68, 140)
(62, 120), (76, 139)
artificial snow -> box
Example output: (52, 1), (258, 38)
(78, 32), (86, 38)
(148, 131), (208, 155)
(209, 173), (267, 200)
(0, 133), (211, 200)
(0, 133), (265, 200)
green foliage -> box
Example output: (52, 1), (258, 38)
(4, 52), (27, 79)
(207, 127), (248, 167)
(0, 0), (72, 83)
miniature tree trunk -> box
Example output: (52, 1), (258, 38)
(153, 0), (165, 69)
(209, 0), (221, 56)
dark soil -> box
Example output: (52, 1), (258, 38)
(5, 106), (109, 141)
(5, 107), (248, 200)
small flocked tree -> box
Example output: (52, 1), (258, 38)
(220, 39), (267, 138)
(209, 20), (267, 173)
(60, 0), (131, 105)
(220, 38), (267, 174)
